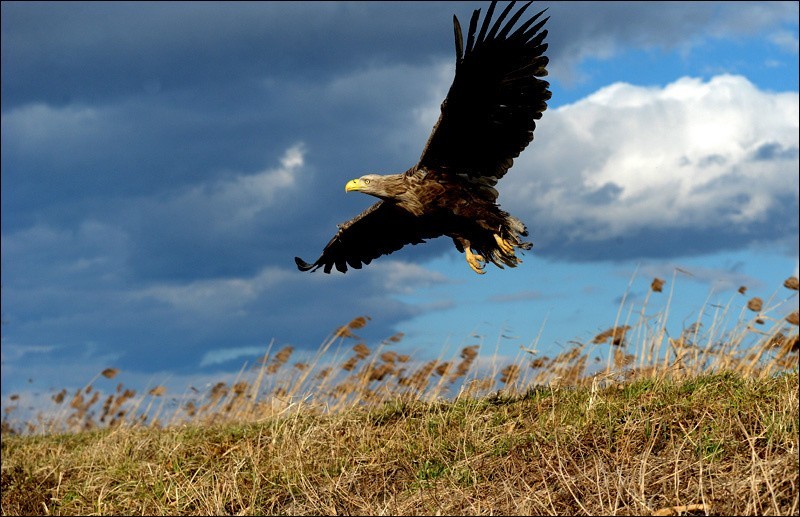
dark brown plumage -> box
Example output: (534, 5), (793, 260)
(295, 0), (551, 274)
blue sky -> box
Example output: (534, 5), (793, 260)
(2, 1), (798, 410)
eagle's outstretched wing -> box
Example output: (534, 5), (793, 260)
(294, 201), (441, 274)
(416, 1), (551, 186)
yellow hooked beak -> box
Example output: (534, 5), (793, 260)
(345, 179), (362, 192)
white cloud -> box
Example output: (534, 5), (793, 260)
(502, 74), (798, 241)
(369, 260), (451, 294)
(0, 103), (111, 151)
(769, 29), (800, 54)
(199, 345), (266, 367)
(133, 266), (293, 316)
(0, 343), (59, 363)
(162, 143), (306, 228)
(125, 143), (307, 247)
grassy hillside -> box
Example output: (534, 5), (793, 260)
(2, 372), (797, 515)
(2, 276), (798, 515)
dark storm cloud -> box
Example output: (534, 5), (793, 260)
(7, 1), (793, 104)
(1, 1), (457, 107)
(751, 142), (799, 161)
(2, 2), (465, 237)
(532, 207), (800, 263)
(2, 231), (452, 375)
(541, 1), (798, 82)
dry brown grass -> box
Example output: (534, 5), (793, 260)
(1, 275), (798, 515)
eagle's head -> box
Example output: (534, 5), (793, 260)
(345, 174), (400, 200)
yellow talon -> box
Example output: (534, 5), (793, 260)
(494, 234), (515, 255)
(465, 248), (486, 275)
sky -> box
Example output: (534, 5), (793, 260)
(2, 1), (798, 413)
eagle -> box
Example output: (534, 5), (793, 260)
(295, 0), (551, 275)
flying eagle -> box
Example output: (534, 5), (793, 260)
(295, 0), (551, 274)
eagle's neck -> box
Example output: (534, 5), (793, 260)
(367, 173), (408, 201)
(355, 172), (430, 216)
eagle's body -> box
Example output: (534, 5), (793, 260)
(295, 1), (551, 274)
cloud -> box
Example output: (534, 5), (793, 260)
(0, 343), (59, 364)
(119, 144), (310, 280)
(1, 103), (111, 151)
(499, 74), (798, 260)
(133, 266), (294, 317)
(769, 29), (800, 54)
(368, 261), (452, 295)
(199, 346), (267, 367)
(0, 2), (460, 108)
(140, 143), (306, 233)
(1, 220), (131, 287)
(544, 1), (799, 83)
(1, 96), (309, 231)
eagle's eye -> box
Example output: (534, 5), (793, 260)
(364, 179), (371, 184)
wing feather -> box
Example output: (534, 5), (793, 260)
(417, 0), (551, 189)
(506, 3), (546, 40)
(465, 7), (481, 54)
(475, 0), (497, 45)
(453, 15), (464, 61)
(294, 201), (439, 274)
(496, 1), (534, 40)
(486, 1), (518, 41)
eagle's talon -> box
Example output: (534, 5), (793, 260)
(466, 248), (486, 275)
(494, 234), (515, 255)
